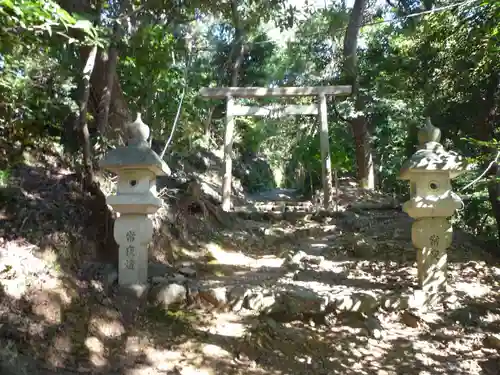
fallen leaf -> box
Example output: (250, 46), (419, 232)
(401, 310), (423, 328)
(483, 334), (500, 350)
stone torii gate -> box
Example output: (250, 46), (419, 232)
(199, 86), (352, 211)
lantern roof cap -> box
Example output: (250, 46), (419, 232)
(399, 118), (465, 180)
(99, 113), (171, 176)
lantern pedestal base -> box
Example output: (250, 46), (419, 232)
(410, 217), (452, 308)
(417, 247), (447, 295)
(408, 289), (443, 310)
(114, 214), (153, 286)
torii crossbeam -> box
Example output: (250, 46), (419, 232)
(199, 85), (352, 211)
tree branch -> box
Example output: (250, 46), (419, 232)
(461, 150), (500, 191)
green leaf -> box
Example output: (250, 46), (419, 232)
(0, 0), (15, 9)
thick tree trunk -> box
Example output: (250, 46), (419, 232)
(351, 115), (374, 189)
(342, 0), (375, 189)
(75, 47), (122, 265)
(56, 0), (122, 265)
(95, 0), (130, 137)
(58, 0), (94, 152)
(57, 0), (130, 140)
(90, 50), (130, 137)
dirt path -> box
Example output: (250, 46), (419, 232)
(1, 187), (500, 375)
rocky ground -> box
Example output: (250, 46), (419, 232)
(1, 148), (500, 375)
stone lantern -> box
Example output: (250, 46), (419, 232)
(399, 118), (465, 306)
(100, 113), (171, 286)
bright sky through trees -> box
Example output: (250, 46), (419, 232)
(266, 0), (388, 47)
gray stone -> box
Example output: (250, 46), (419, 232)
(178, 261), (196, 268)
(380, 293), (409, 311)
(332, 293), (379, 314)
(79, 262), (118, 293)
(280, 288), (327, 315)
(283, 250), (307, 270)
(290, 250), (307, 264)
(364, 315), (385, 340)
(283, 250), (324, 270)
(151, 276), (170, 284)
(345, 233), (377, 258)
(198, 286), (229, 308)
(149, 283), (187, 308)
(117, 283), (149, 299)
(245, 291), (277, 313)
(186, 283), (200, 304)
(178, 267), (197, 278)
(169, 273), (188, 283)
(228, 285), (250, 311)
(293, 269), (318, 282)
(304, 254), (324, 265)
(148, 263), (175, 278)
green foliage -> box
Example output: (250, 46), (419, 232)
(0, 0), (100, 46)
(0, 0), (499, 244)
(0, 169), (9, 187)
(0, 46), (77, 143)
(358, 1), (500, 242)
(119, 24), (186, 126)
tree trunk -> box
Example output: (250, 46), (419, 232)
(76, 47), (122, 265)
(204, 106), (215, 145)
(230, 0), (245, 86)
(57, 0), (130, 140)
(342, 0), (375, 189)
(96, 47), (119, 135)
(78, 45), (98, 187)
(487, 164), (500, 243)
(58, 0), (94, 153)
(89, 48), (130, 139)
(95, 0), (131, 137)
(57, 0), (121, 265)
(220, 0), (246, 211)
